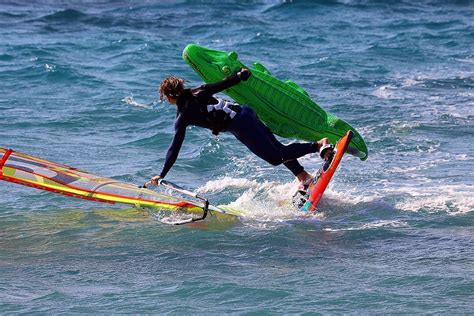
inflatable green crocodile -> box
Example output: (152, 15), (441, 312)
(183, 44), (368, 160)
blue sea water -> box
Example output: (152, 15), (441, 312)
(1, 0), (473, 313)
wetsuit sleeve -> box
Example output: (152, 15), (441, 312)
(199, 72), (242, 96)
(159, 115), (186, 178)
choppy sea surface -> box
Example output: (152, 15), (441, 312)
(1, 1), (473, 313)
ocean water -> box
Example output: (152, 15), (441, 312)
(1, 0), (473, 313)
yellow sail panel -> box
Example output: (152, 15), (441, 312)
(0, 148), (202, 211)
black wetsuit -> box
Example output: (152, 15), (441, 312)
(159, 73), (317, 178)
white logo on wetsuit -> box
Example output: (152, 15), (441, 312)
(206, 98), (238, 119)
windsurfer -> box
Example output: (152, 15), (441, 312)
(149, 69), (333, 189)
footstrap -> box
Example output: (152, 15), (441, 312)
(319, 144), (334, 159)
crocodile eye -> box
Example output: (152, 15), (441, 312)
(228, 51), (238, 61)
(222, 66), (231, 75)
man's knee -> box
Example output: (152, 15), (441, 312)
(267, 156), (283, 166)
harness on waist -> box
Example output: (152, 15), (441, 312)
(205, 98), (241, 135)
(207, 99), (239, 119)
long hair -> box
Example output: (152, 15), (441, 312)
(159, 76), (185, 101)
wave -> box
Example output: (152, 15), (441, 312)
(122, 95), (158, 110)
(389, 184), (474, 215)
(372, 71), (474, 107)
(195, 175), (473, 230)
(0, 11), (28, 20)
(322, 220), (409, 232)
(372, 85), (399, 100)
(262, 0), (355, 14)
(0, 53), (15, 61)
(29, 7), (179, 31)
(38, 9), (86, 22)
(198, 177), (362, 223)
(198, 177), (303, 224)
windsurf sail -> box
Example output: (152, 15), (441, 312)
(0, 148), (241, 220)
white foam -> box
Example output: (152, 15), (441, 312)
(372, 85), (399, 99)
(44, 63), (56, 72)
(199, 177), (304, 224)
(323, 220), (409, 232)
(197, 177), (261, 193)
(122, 95), (155, 109)
(445, 104), (474, 118)
(456, 57), (474, 64)
(322, 188), (379, 206)
(389, 120), (421, 132)
(198, 177), (377, 225)
(455, 154), (470, 161)
(385, 184), (474, 215)
(198, 174), (474, 227)
(386, 155), (450, 174)
(402, 78), (421, 87)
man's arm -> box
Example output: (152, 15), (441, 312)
(199, 68), (251, 96)
(159, 116), (186, 179)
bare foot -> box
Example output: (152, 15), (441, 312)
(296, 170), (313, 184)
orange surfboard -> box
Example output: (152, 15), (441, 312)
(302, 130), (354, 212)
